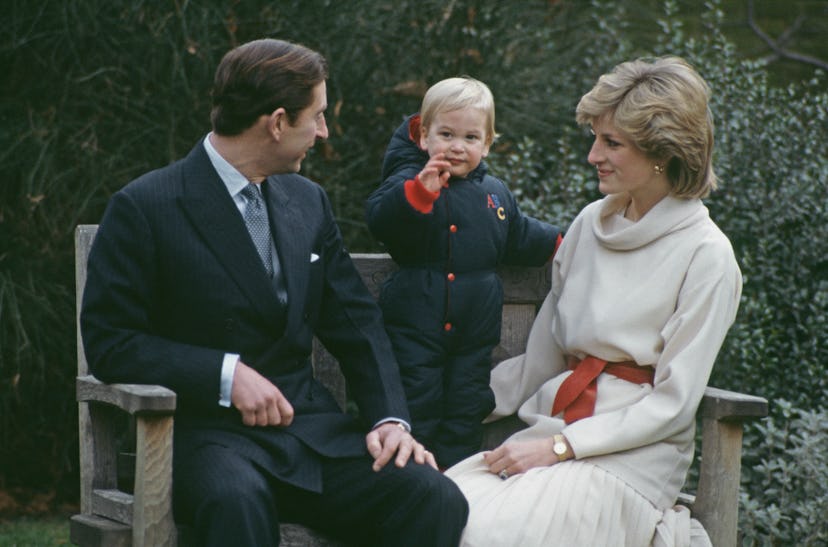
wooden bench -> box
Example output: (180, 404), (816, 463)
(70, 224), (768, 547)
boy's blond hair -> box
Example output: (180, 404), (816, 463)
(420, 77), (496, 145)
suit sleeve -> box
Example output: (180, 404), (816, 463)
(81, 190), (225, 406)
(314, 188), (411, 426)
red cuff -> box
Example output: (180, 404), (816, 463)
(408, 114), (422, 144)
(404, 175), (440, 213)
(550, 233), (563, 260)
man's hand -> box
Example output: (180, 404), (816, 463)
(365, 422), (437, 472)
(418, 153), (451, 192)
(231, 360), (294, 427)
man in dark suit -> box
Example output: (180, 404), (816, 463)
(81, 38), (468, 546)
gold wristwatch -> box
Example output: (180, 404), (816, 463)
(552, 434), (571, 461)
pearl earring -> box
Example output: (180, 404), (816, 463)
(653, 164), (664, 174)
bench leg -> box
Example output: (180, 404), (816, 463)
(694, 417), (744, 547)
(133, 414), (176, 547)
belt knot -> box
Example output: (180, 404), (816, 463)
(551, 355), (655, 424)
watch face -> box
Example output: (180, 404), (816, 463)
(553, 438), (567, 455)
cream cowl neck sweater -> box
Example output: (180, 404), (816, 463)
(488, 192), (742, 509)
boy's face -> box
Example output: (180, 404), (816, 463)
(420, 108), (490, 179)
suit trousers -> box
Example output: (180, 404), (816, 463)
(174, 441), (468, 547)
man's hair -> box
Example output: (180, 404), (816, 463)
(420, 77), (496, 145)
(211, 38), (328, 136)
(575, 56), (716, 198)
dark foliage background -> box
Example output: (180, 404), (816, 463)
(2, 0), (826, 542)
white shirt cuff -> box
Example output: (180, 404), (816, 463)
(373, 418), (411, 432)
(219, 353), (239, 407)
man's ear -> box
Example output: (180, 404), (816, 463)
(267, 107), (288, 140)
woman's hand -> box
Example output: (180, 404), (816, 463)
(483, 437), (567, 479)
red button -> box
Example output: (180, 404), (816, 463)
(449, 224), (458, 233)
(447, 273), (455, 281)
(444, 322), (452, 331)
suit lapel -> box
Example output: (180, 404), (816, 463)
(177, 143), (287, 327)
(263, 175), (311, 332)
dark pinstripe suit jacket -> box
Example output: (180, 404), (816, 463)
(81, 139), (410, 492)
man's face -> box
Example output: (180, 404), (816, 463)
(276, 81), (329, 173)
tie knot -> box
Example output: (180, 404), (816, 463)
(241, 184), (263, 205)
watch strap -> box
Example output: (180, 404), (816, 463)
(553, 434), (571, 461)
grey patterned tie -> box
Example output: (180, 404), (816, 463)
(240, 183), (274, 277)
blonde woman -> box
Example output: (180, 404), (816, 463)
(446, 57), (741, 547)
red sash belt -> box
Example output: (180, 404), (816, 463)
(551, 355), (655, 424)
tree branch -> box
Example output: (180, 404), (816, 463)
(746, 0), (828, 72)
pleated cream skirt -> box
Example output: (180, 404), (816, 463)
(446, 454), (710, 547)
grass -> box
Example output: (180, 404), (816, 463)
(0, 516), (72, 547)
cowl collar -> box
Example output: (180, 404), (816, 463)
(592, 193), (708, 251)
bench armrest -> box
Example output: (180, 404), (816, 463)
(701, 385), (768, 422)
(77, 375), (176, 415)
(76, 375), (177, 544)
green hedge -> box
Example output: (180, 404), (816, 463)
(1, 2), (825, 542)
(739, 402), (828, 545)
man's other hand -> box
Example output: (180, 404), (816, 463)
(231, 360), (294, 427)
(365, 422), (438, 472)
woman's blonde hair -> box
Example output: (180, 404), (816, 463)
(420, 77), (496, 145)
(576, 56), (716, 198)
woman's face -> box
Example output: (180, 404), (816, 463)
(587, 115), (666, 201)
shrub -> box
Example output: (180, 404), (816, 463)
(739, 401), (828, 546)
(1, 0), (229, 503)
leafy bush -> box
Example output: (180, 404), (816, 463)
(1, 0), (229, 505)
(739, 401), (828, 546)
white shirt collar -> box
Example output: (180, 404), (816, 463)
(203, 133), (251, 198)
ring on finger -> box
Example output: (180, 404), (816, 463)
(498, 469), (509, 480)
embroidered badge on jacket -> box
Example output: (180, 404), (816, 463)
(487, 193), (506, 220)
